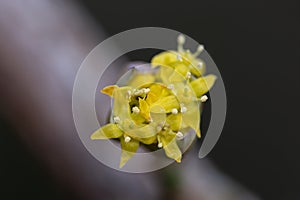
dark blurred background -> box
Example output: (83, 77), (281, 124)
(0, 0), (298, 199)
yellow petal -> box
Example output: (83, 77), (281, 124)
(127, 72), (155, 88)
(174, 82), (197, 104)
(122, 119), (157, 139)
(161, 130), (182, 162)
(190, 74), (217, 97)
(153, 95), (180, 113)
(174, 63), (189, 76)
(146, 84), (169, 105)
(181, 101), (201, 138)
(158, 65), (175, 84)
(91, 123), (123, 140)
(137, 135), (157, 145)
(139, 98), (151, 120)
(113, 86), (132, 121)
(120, 137), (139, 168)
(101, 85), (118, 97)
(151, 51), (178, 67)
(167, 113), (182, 132)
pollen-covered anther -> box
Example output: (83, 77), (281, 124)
(197, 45), (204, 53)
(113, 116), (120, 123)
(198, 62), (203, 68)
(132, 106), (140, 114)
(124, 136), (131, 143)
(134, 89), (143, 96)
(180, 106), (187, 113)
(200, 95), (208, 102)
(186, 71), (191, 79)
(176, 131), (184, 139)
(158, 142), (163, 148)
(171, 108), (178, 114)
(167, 84), (174, 90)
(177, 34), (185, 45)
(143, 88), (150, 94)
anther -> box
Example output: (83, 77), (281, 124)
(113, 116), (120, 123)
(177, 34), (185, 45)
(132, 106), (140, 114)
(176, 132), (184, 139)
(186, 71), (191, 79)
(200, 95), (208, 102)
(167, 84), (174, 90)
(124, 136), (131, 143)
(171, 108), (178, 114)
(181, 106), (187, 113)
(158, 142), (163, 148)
(193, 44), (204, 57)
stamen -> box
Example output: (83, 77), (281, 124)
(134, 89), (143, 96)
(177, 34), (185, 52)
(113, 116), (120, 123)
(200, 95), (208, 102)
(198, 62), (203, 68)
(171, 108), (178, 114)
(143, 88), (150, 94)
(181, 106), (187, 113)
(124, 136), (131, 143)
(177, 34), (185, 44)
(176, 131), (184, 139)
(158, 142), (163, 148)
(167, 84), (174, 90)
(186, 71), (191, 79)
(193, 44), (204, 57)
(132, 106), (140, 114)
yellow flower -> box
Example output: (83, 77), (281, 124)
(91, 34), (217, 168)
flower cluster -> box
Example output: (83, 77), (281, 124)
(91, 35), (217, 168)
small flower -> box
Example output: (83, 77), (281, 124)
(91, 34), (217, 168)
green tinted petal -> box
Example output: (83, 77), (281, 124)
(161, 130), (182, 162)
(190, 74), (217, 97)
(120, 137), (139, 168)
(91, 123), (123, 140)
